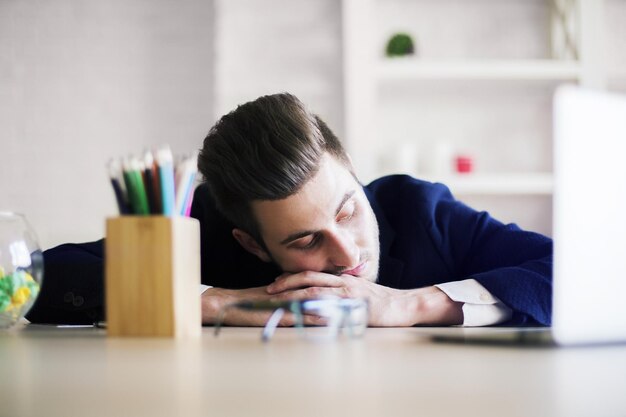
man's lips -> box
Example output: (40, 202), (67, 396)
(342, 261), (367, 276)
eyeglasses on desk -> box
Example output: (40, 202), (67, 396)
(214, 297), (368, 342)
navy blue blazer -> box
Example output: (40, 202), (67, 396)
(27, 175), (552, 325)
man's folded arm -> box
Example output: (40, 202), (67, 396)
(468, 255), (553, 325)
(450, 218), (553, 326)
(26, 240), (105, 325)
(423, 182), (553, 326)
(435, 279), (512, 326)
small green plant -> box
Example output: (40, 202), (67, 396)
(385, 33), (415, 57)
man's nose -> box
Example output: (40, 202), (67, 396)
(327, 230), (359, 269)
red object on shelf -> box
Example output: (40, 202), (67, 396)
(455, 155), (473, 173)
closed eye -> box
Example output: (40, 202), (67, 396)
(291, 233), (322, 251)
(337, 199), (356, 222)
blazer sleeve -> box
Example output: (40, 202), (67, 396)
(421, 183), (553, 326)
(26, 240), (105, 325)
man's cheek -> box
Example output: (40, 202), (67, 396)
(281, 255), (324, 274)
(356, 216), (374, 247)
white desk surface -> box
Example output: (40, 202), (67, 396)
(1, 325), (625, 417)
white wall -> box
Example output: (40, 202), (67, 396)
(606, 0), (626, 93)
(3, 0), (623, 248)
(213, 0), (344, 137)
(0, 0), (214, 249)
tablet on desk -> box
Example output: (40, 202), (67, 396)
(430, 328), (554, 346)
(437, 87), (626, 348)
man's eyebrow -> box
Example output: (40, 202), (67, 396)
(279, 190), (356, 246)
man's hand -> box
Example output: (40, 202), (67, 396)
(266, 271), (464, 327)
(201, 286), (325, 327)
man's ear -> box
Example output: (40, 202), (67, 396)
(232, 229), (272, 263)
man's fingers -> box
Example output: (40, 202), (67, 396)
(274, 272), (291, 281)
(267, 271), (344, 294)
(271, 286), (344, 301)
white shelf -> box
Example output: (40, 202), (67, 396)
(417, 173), (554, 195)
(377, 59), (582, 81)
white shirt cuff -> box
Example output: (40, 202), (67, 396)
(200, 284), (212, 294)
(435, 279), (512, 326)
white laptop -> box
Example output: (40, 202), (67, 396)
(432, 85), (626, 346)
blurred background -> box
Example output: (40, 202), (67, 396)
(1, 0), (625, 249)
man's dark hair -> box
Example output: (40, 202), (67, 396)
(197, 93), (351, 244)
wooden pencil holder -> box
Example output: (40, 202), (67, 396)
(105, 216), (201, 338)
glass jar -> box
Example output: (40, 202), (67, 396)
(0, 212), (43, 328)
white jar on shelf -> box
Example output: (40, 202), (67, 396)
(423, 141), (454, 177)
